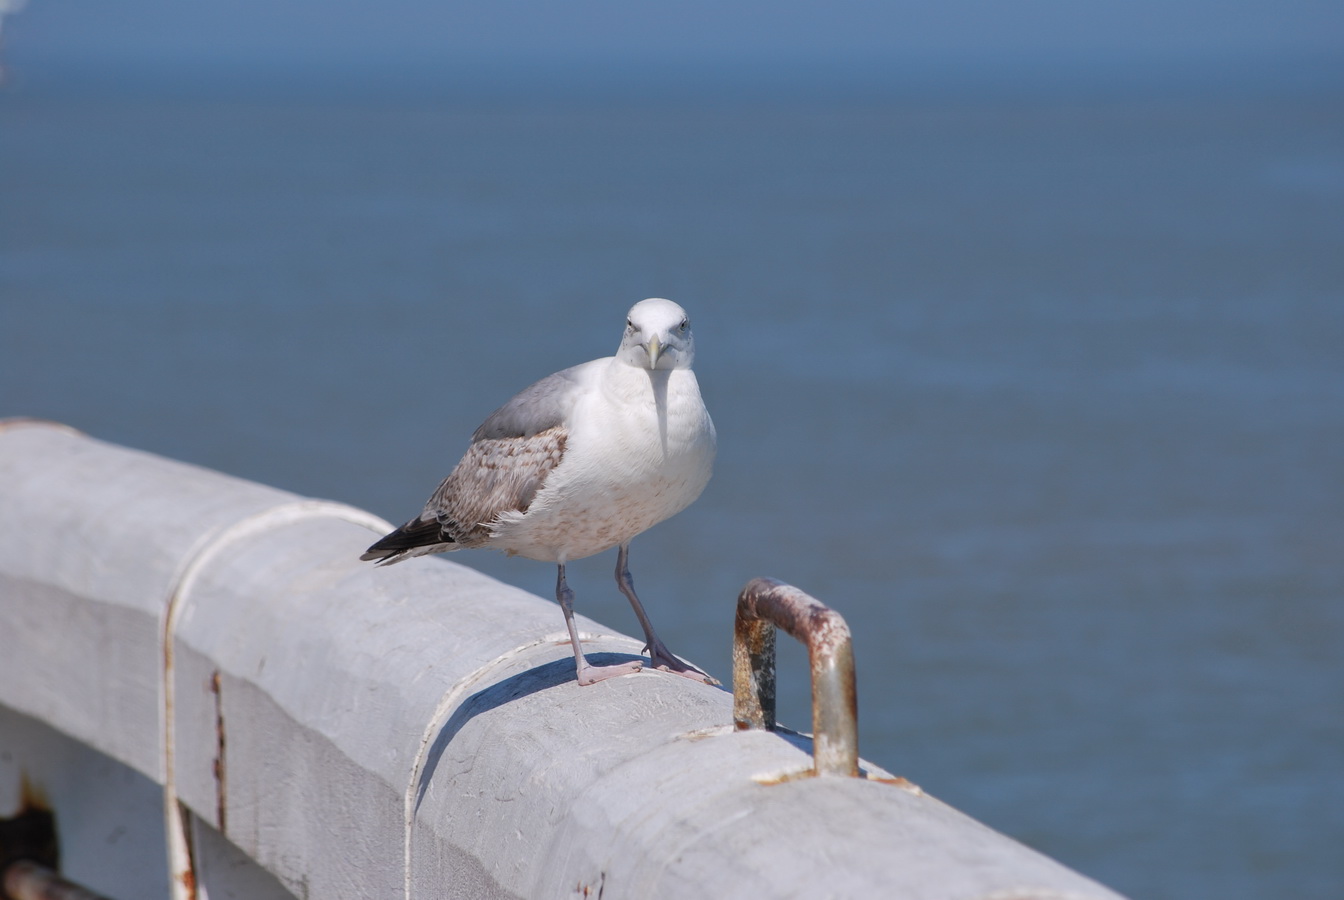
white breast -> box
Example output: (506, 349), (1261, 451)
(488, 360), (716, 562)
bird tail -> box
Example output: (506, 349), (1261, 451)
(360, 516), (456, 565)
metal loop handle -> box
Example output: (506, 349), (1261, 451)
(732, 577), (859, 777)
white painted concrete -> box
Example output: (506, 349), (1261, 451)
(0, 421), (1128, 899)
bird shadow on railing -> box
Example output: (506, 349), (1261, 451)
(410, 648), (860, 817)
(413, 651), (647, 814)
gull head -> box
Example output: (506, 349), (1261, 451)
(617, 298), (696, 371)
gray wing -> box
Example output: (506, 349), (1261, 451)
(443, 364), (595, 543)
(471, 363), (590, 441)
(361, 425), (569, 561)
(422, 425), (567, 547)
(362, 362), (590, 561)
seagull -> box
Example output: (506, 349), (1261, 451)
(361, 298), (717, 686)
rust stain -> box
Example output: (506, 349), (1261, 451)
(733, 577), (860, 777)
(574, 872), (607, 898)
(865, 775), (923, 794)
(752, 768), (924, 791)
(171, 801), (200, 900)
(178, 868), (196, 893)
(210, 670), (228, 835)
(17, 775), (50, 819)
(0, 774), (60, 885)
(751, 768), (817, 786)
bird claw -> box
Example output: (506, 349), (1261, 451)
(641, 636), (718, 685)
(653, 664), (720, 686)
(576, 660), (644, 686)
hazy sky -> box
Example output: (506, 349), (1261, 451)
(4, 0), (1343, 84)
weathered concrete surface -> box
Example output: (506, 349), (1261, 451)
(0, 419), (298, 782)
(0, 421), (1129, 899)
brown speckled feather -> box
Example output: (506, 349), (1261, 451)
(361, 367), (584, 564)
(359, 425), (567, 562)
(427, 426), (567, 547)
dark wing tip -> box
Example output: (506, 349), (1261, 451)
(360, 517), (453, 562)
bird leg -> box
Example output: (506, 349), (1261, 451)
(556, 563), (643, 686)
(614, 544), (718, 685)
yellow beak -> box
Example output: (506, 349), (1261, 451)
(646, 335), (664, 368)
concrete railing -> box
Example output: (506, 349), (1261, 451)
(0, 420), (1127, 900)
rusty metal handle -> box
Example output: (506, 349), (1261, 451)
(733, 577), (859, 777)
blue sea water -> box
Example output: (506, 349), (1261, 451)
(2, 72), (1342, 898)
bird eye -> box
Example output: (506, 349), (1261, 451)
(678, 319), (688, 332)
(626, 319), (635, 331)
